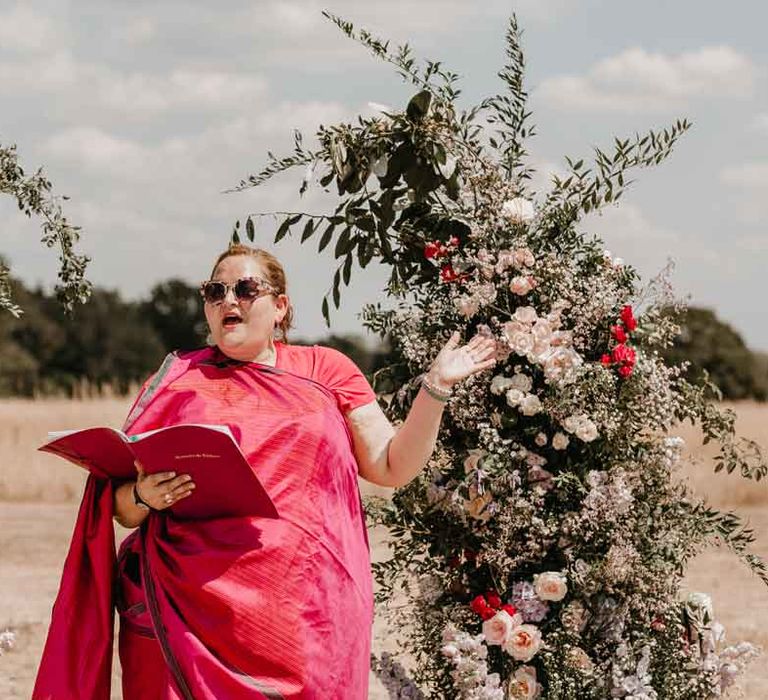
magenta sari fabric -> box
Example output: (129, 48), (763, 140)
(36, 347), (375, 699)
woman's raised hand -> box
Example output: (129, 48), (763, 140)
(427, 331), (497, 390)
(135, 460), (196, 510)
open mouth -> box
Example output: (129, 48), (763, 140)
(222, 313), (243, 328)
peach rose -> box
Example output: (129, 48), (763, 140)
(482, 609), (522, 646)
(534, 572), (568, 602)
(510, 275), (534, 296)
(502, 624), (542, 661)
(507, 665), (541, 699)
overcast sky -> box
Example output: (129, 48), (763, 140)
(2, 1), (767, 349)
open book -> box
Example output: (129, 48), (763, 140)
(40, 424), (278, 520)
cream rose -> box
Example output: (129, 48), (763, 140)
(454, 295), (479, 318)
(482, 609), (522, 646)
(513, 306), (538, 324)
(552, 432), (570, 450)
(509, 331), (534, 356)
(520, 394), (542, 416)
(509, 372), (533, 393)
(501, 198), (535, 224)
(507, 665), (541, 699)
(575, 419), (598, 443)
(502, 624), (542, 661)
(491, 374), (514, 395)
(505, 388), (525, 407)
(534, 572), (568, 602)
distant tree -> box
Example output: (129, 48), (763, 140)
(142, 279), (208, 352)
(663, 306), (764, 400)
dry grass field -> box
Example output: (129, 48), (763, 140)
(0, 398), (766, 698)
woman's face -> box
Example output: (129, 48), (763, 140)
(204, 255), (288, 360)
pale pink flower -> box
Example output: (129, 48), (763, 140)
(534, 572), (568, 601)
(513, 306), (538, 324)
(535, 432), (548, 447)
(509, 332), (534, 356)
(491, 375), (515, 395)
(503, 624), (542, 661)
(502, 320), (528, 341)
(454, 295), (480, 318)
(509, 373), (533, 393)
(552, 432), (570, 450)
(510, 275), (534, 295)
(482, 609), (522, 646)
(507, 665), (541, 699)
(513, 247), (536, 268)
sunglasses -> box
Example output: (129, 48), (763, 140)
(199, 276), (277, 304)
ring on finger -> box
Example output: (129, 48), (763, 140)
(165, 493), (174, 504)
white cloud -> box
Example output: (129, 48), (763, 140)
(721, 162), (768, 189)
(537, 46), (756, 112)
(720, 161), (768, 223)
(0, 4), (60, 53)
(752, 113), (768, 133)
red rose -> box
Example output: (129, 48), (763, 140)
(424, 242), (440, 259)
(501, 604), (518, 618)
(479, 607), (497, 621)
(620, 305), (637, 331)
(610, 325), (628, 343)
(618, 365), (633, 378)
(440, 264), (458, 282)
(463, 548), (477, 562)
(469, 594), (488, 616)
(611, 344), (636, 366)
(601, 353), (612, 366)
(449, 236), (460, 247)
(486, 591), (502, 609)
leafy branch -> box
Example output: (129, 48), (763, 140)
(0, 143), (91, 316)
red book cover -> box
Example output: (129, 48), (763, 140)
(40, 424), (278, 520)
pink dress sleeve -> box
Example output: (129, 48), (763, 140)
(310, 345), (377, 414)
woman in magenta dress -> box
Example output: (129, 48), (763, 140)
(33, 244), (497, 699)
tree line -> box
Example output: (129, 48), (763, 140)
(0, 273), (765, 400)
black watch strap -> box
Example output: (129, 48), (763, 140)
(133, 483), (151, 511)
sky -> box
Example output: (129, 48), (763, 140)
(1, 0), (767, 349)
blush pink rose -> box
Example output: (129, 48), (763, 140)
(503, 624), (542, 662)
(482, 609), (522, 646)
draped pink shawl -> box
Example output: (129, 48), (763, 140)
(34, 347), (374, 699)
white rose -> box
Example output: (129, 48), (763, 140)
(507, 665), (541, 699)
(510, 276), (533, 296)
(513, 306), (538, 324)
(501, 198), (535, 224)
(562, 414), (587, 434)
(534, 572), (568, 602)
(482, 609), (521, 646)
(552, 432), (570, 450)
(575, 419), (598, 443)
(506, 388), (525, 407)
(509, 331), (534, 356)
(509, 372), (533, 393)
(535, 432), (548, 447)
(502, 624), (542, 662)
(520, 394), (542, 416)
(491, 375), (514, 395)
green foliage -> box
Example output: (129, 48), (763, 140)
(0, 144), (90, 315)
